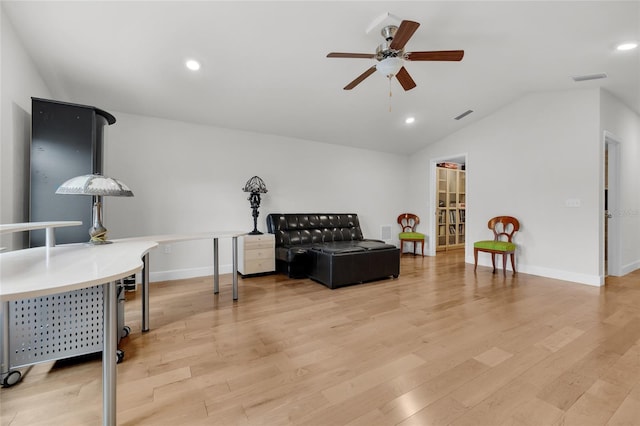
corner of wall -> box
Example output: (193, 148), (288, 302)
(1, 9), (52, 250)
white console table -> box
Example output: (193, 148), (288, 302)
(114, 231), (244, 331)
(0, 220), (82, 247)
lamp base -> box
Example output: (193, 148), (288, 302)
(87, 240), (113, 245)
(248, 230), (263, 235)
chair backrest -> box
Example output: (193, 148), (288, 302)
(397, 213), (420, 233)
(488, 216), (520, 242)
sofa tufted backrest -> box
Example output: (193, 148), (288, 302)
(266, 214), (364, 247)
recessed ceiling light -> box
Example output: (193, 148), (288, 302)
(185, 59), (201, 71)
(616, 42), (638, 51)
(405, 117), (415, 124)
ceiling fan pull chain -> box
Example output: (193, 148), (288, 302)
(389, 76), (393, 112)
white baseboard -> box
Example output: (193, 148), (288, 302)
(620, 260), (640, 276)
(465, 257), (603, 287)
(149, 263), (234, 283)
(147, 257), (617, 288)
(523, 265), (603, 286)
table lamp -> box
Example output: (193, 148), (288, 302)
(56, 173), (134, 244)
(242, 176), (268, 235)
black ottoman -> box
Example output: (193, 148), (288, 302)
(308, 243), (400, 289)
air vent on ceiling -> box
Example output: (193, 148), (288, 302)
(572, 73), (608, 82)
(454, 110), (474, 120)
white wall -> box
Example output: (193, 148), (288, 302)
(1, 4), (410, 282)
(5, 4), (638, 288)
(600, 89), (640, 274)
(103, 112), (410, 281)
(0, 8), (52, 250)
(409, 89), (604, 285)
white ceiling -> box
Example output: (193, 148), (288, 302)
(3, 1), (639, 155)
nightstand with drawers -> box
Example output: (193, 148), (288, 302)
(238, 233), (275, 276)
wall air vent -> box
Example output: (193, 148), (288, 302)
(572, 73), (608, 82)
(454, 110), (474, 120)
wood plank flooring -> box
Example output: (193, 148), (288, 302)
(2, 251), (640, 425)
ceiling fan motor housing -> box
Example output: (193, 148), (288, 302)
(376, 25), (404, 61)
(381, 25), (397, 41)
(376, 42), (404, 61)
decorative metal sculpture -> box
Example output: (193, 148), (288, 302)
(242, 176), (268, 235)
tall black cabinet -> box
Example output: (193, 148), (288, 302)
(30, 98), (116, 246)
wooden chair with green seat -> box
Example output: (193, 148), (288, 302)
(474, 216), (520, 275)
(397, 213), (425, 256)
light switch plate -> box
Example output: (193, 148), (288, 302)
(565, 198), (581, 208)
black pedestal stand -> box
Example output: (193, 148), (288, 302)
(248, 192), (263, 235)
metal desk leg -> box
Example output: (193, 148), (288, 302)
(45, 227), (56, 247)
(1, 301), (9, 382)
(233, 236), (238, 301)
(213, 238), (219, 294)
(142, 253), (150, 332)
(103, 281), (117, 426)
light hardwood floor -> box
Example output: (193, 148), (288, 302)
(2, 251), (640, 425)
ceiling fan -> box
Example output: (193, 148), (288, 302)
(327, 20), (464, 91)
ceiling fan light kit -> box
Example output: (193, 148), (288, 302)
(327, 19), (464, 91)
(377, 57), (403, 77)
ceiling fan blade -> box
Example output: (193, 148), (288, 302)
(327, 52), (375, 59)
(396, 67), (417, 91)
(389, 20), (420, 50)
(406, 50), (465, 61)
(344, 66), (377, 90)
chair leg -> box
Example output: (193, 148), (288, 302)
(413, 241), (417, 255)
(510, 253), (517, 274)
(421, 240), (424, 256)
(502, 253), (507, 276)
(474, 248), (478, 271)
(491, 253), (496, 273)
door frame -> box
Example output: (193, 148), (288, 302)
(429, 153), (468, 257)
(604, 131), (621, 277)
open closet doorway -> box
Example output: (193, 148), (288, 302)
(604, 132), (621, 277)
(430, 154), (467, 256)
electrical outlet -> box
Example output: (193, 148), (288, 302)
(163, 244), (172, 254)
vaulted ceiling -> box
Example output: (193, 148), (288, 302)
(3, 1), (639, 154)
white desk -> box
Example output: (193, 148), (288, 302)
(114, 231), (245, 331)
(0, 225), (245, 425)
(0, 240), (157, 426)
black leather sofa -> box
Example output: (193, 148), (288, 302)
(266, 213), (400, 289)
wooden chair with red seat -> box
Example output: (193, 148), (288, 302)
(474, 216), (520, 275)
(397, 213), (425, 256)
